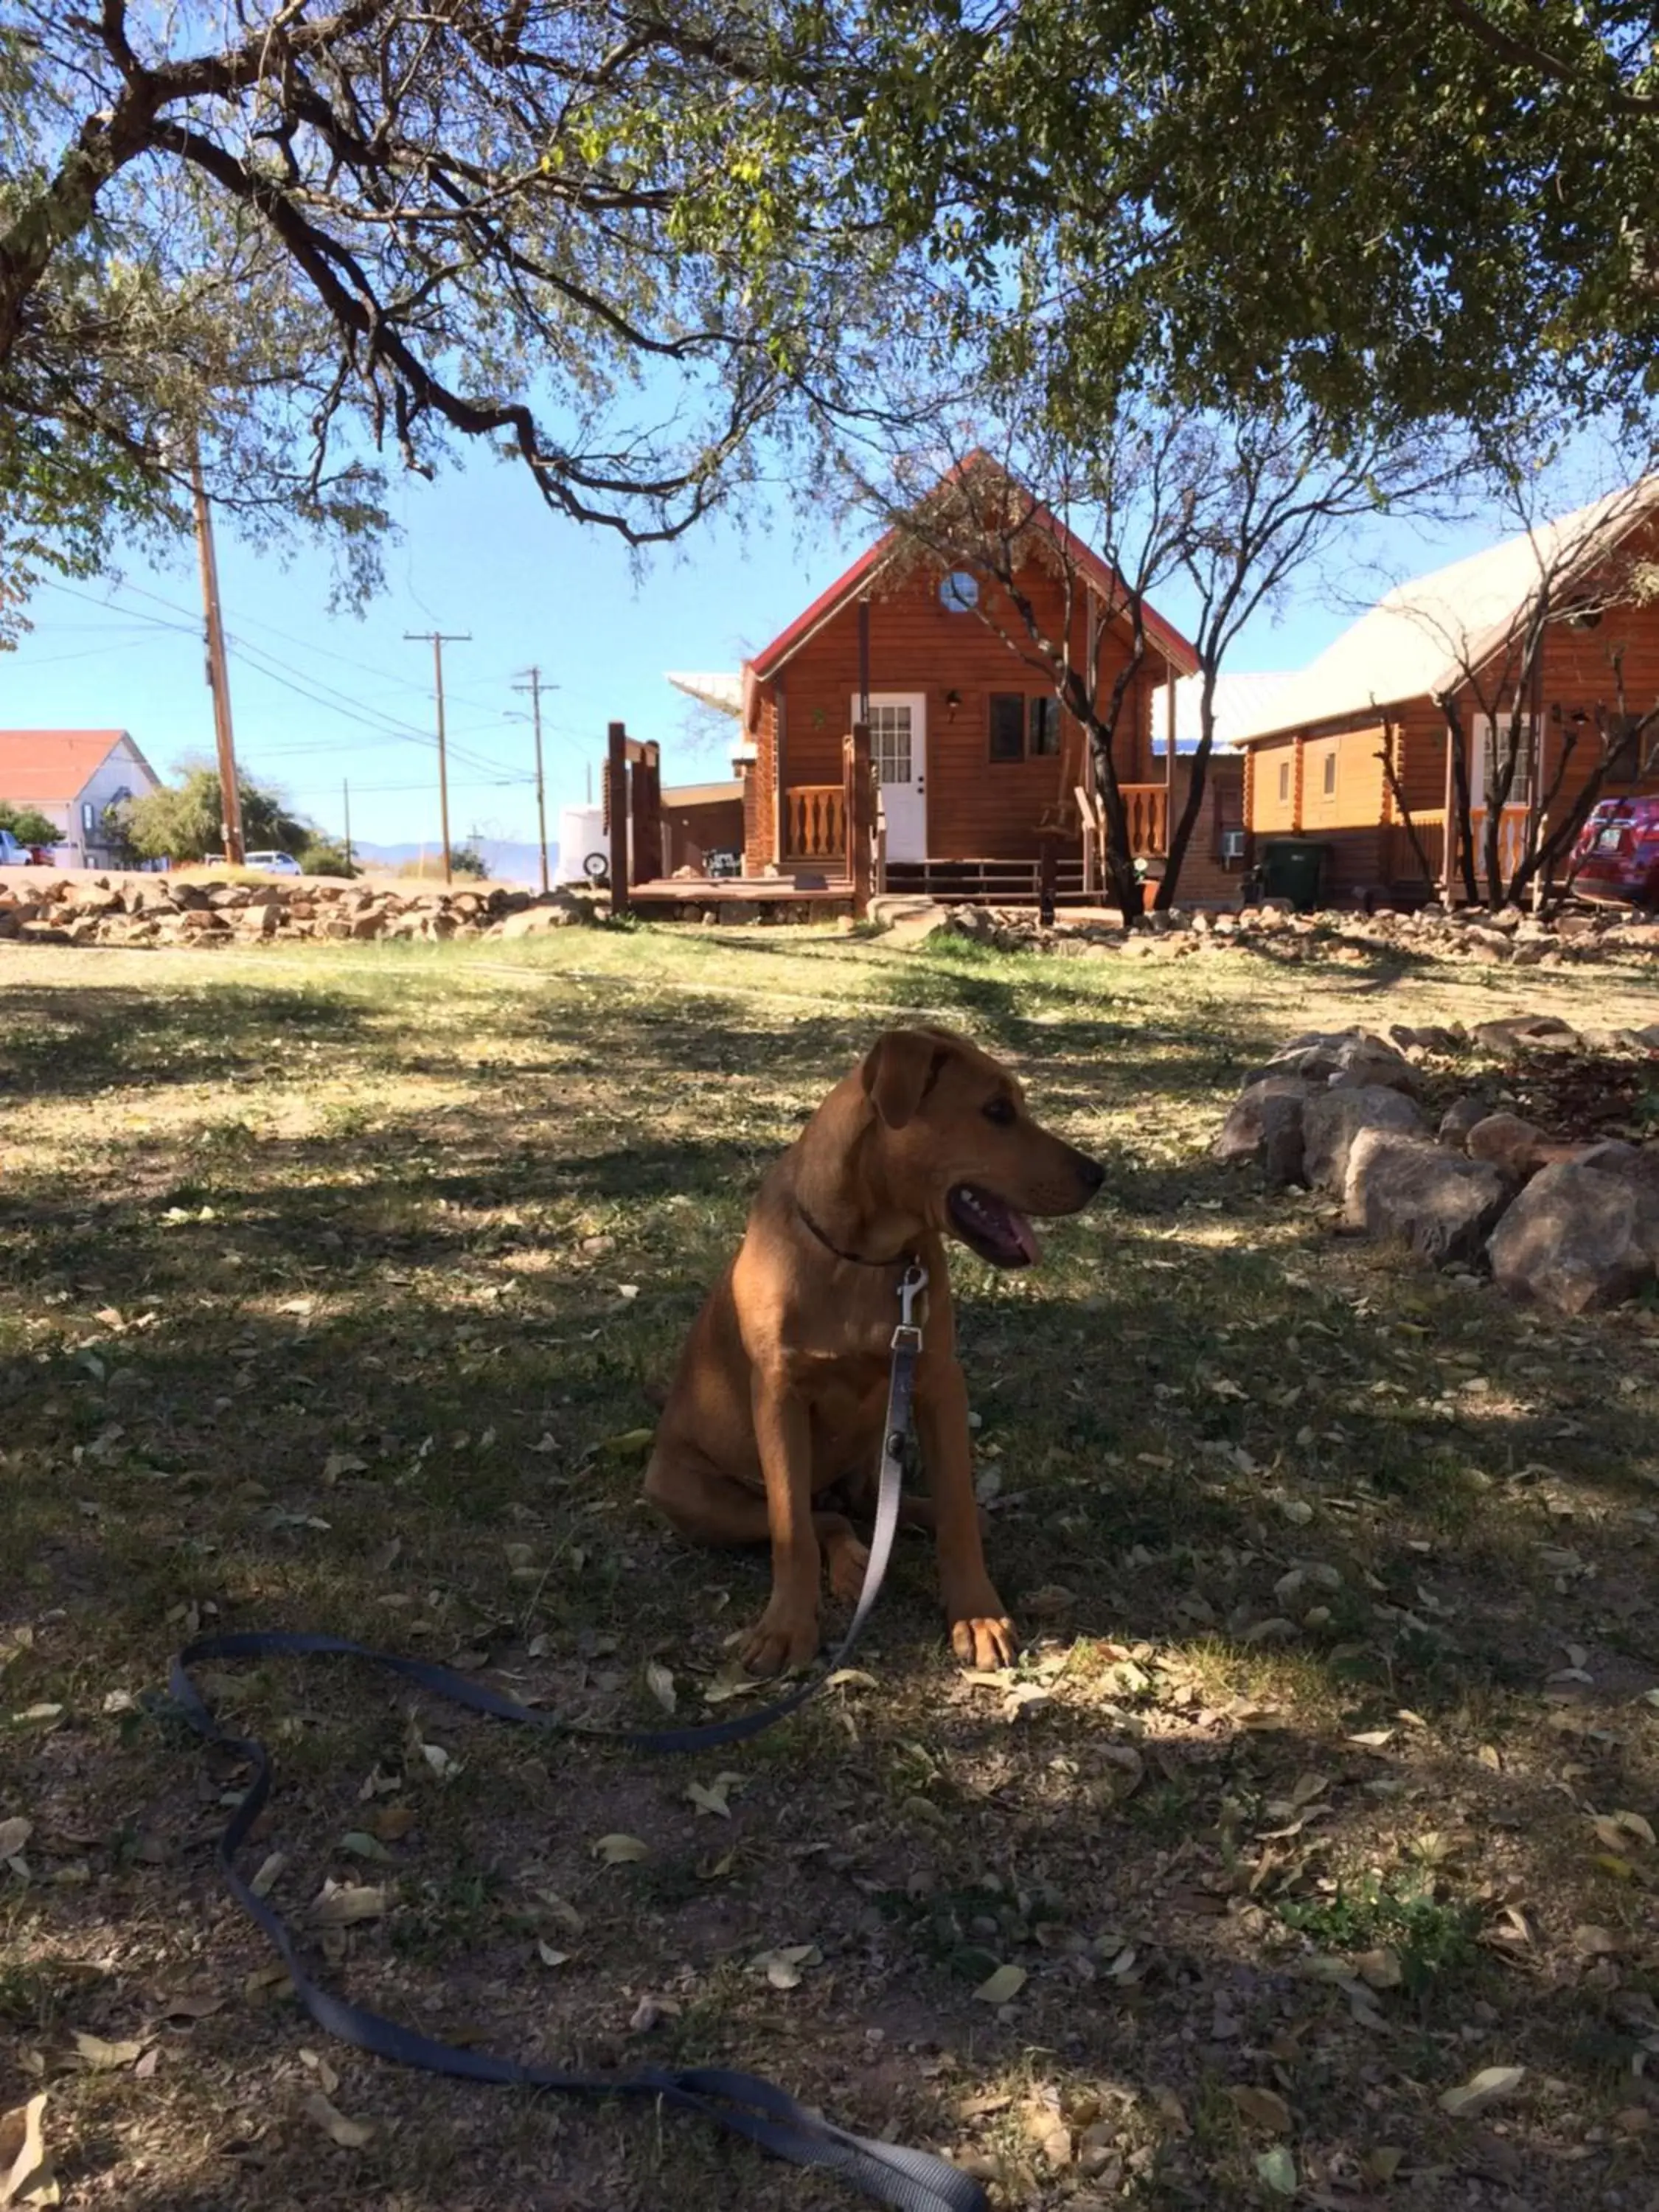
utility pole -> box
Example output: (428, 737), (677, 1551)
(191, 451), (245, 864)
(342, 778), (352, 874)
(512, 665), (556, 893)
(404, 630), (470, 883)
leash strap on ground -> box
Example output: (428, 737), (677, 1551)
(162, 1295), (987, 2212)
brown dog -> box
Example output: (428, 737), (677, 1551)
(644, 1026), (1105, 1675)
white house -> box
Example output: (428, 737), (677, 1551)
(0, 729), (160, 865)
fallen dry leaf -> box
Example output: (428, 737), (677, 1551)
(302, 2091), (374, 2149)
(1363, 2145), (1405, 2183)
(749, 1944), (822, 1991)
(0, 2090), (58, 2207)
(1255, 2144), (1297, 2196)
(339, 1830), (392, 1863)
(1439, 2065), (1526, 2118)
(309, 1881), (387, 1927)
(1228, 2086), (1292, 2134)
(536, 1942), (571, 1968)
(70, 2033), (143, 2072)
(299, 2048), (339, 2096)
(686, 1773), (745, 1819)
(644, 1661), (677, 1715)
(0, 1818), (32, 1863)
(1020, 1585), (1076, 1618)
(156, 1992), (225, 2022)
(972, 1963), (1026, 2006)
(1354, 1946), (1403, 1989)
(249, 1851), (285, 1899)
(1572, 1924), (1621, 1956)
(591, 1833), (649, 1865)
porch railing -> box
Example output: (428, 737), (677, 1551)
(1389, 804), (1530, 889)
(1119, 782), (1169, 858)
(784, 783), (846, 861)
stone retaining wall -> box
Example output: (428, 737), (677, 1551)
(0, 873), (596, 947)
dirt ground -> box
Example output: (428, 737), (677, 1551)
(1, 922), (1657, 2212)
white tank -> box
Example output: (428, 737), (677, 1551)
(557, 804), (610, 886)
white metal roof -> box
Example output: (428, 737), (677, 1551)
(666, 670), (744, 717)
(1232, 477), (1659, 745)
(1150, 672), (1292, 753)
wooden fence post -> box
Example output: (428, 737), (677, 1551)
(606, 720), (630, 914)
(1037, 833), (1057, 928)
(844, 722), (874, 918)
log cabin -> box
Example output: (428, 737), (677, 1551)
(1233, 479), (1659, 904)
(656, 460), (1204, 907)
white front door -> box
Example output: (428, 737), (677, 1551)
(852, 692), (927, 862)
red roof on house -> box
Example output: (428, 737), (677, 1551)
(748, 459), (1200, 681)
(0, 729), (153, 801)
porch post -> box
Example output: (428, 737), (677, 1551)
(1037, 833), (1057, 928)
(606, 720), (630, 915)
(1440, 716), (1455, 903)
(1164, 656), (1177, 852)
(845, 722), (874, 918)
(631, 738), (663, 884)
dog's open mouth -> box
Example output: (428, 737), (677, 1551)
(947, 1183), (1041, 1267)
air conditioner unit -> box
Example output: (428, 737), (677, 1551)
(1220, 829), (1248, 863)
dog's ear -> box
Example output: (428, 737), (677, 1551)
(861, 1029), (949, 1130)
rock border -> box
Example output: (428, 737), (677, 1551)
(1213, 1018), (1659, 1315)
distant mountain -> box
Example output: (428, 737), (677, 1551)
(351, 837), (558, 884)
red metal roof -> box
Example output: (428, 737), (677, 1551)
(748, 459), (1199, 681)
(0, 729), (150, 801)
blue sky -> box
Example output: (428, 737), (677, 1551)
(2, 446), (1500, 852)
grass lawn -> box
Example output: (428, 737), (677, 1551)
(2, 922), (1658, 2212)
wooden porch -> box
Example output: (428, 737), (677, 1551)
(1384, 804), (1531, 891)
(609, 719), (878, 917)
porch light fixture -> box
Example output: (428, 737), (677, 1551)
(945, 689), (962, 721)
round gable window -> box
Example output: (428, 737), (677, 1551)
(939, 570), (979, 613)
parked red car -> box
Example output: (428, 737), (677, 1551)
(1573, 794), (1659, 907)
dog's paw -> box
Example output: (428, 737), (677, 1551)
(826, 1534), (871, 1604)
(741, 1604), (820, 1678)
(949, 1608), (1019, 1670)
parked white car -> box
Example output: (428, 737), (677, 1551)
(245, 849), (304, 876)
(0, 828), (37, 866)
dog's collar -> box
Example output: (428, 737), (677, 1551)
(794, 1202), (915, 1270)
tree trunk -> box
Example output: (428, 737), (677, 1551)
(1091, 738), (1145, 919)
(1156, 706), (1214, 911)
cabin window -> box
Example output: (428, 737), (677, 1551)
(1600, 712), (1659, 785)
(1277, 759), (1290, 804)
(1321, 750), (1337, 797)
(989, 693), (1026, 762)
(1474, 714), (1534, 808)
(867, 702), (914, 784)
(1029, 696), (1061, 757)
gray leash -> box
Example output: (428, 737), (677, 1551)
(161, 1265), (985, 2212)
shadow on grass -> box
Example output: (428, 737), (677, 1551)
(4, 948), (1658, 2212)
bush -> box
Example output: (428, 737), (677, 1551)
(299, 837), (358, 877)
(397, 843), (487, 880)
(0, 804), (60, 848)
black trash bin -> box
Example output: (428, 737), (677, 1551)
(1256, 838), (1329, 913)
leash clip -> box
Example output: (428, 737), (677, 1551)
(892, 1261), (928, 1352)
